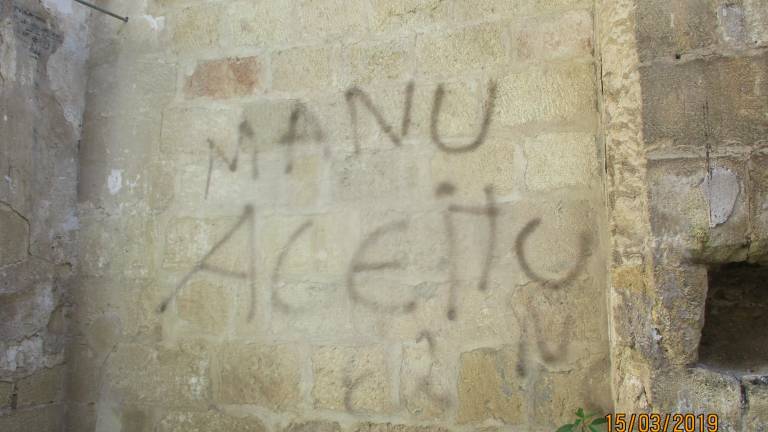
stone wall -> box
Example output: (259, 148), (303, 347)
(0, 0), (90, 430)
(601, 0), (768, 430)
(71, 0), (611, 431)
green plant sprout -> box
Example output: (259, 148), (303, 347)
(556, 408), (607, 432)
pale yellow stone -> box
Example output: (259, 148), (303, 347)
(272, 45), (337, 92)
(214, 343), (301, 409)
(512, 10), (593, 61)
(348, 38), (412, 84)
(370, 0), (453, 34)
(495, 64), (596, 126)
(104, 343), (210, 405)
(219, 0), (293, 48)
(416, 23), (507, 78)
(160, 104), (240, 157)
(170, 4), (221, 54)
(431, 138), (517, 198)
(158, 411), (267, 432)
(175, 278), (233, 335)
(522, 133), (598, 191)
(312, 345), (393, 413)
(457, 346), (523, 424)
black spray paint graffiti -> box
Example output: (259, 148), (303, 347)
(158, 205), (257, 321)
(204, 80), (497, 198)
(437, 183), (498, 321)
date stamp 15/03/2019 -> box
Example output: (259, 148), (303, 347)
(604, 413), (720, 432)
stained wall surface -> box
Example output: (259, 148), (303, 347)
(0, 0), (90, 429)
(70, 0), (611, 431)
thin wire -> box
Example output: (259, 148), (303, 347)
(73, 0), (128, 23)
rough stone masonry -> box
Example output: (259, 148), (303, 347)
(0, 0), (766, 431)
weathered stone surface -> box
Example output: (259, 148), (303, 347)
(652, 368), (743, 431)
(511, 10), (593, 62)
(214, 343), (301, 409)
(0, 381), (11, 409)
(348, 38), (412, 85)
(522, 132), (598, 192)
(160, 104), (240, 157)
(170, 4), (221, 54)
(749, 155), (768, 262)
(457, 346), (523, 424)
(641, 54), (768, 155)
(219, 0), (293, 48)
(312, 345), (393, 413)
(0, 204), (28, 267)
(272, 45), (337, 91)
(353, 423), (450, 432)
(453, 0), (590, 22)
(647, 158), (750, 261)
(283, 420), (342, 432)
(162, 215), (246, 271)
(175, 278), (233, 336)
(532, 359), (613, 429)
(636, 0), (718, 61)
(158, 411), (267, 432)
(185, 57), (262, 99)
(745, 377), (768, 432)
(370, 0), (452, 34)
(104, 343), (210, 406)
(15, 365), (64, 408)
(0, 405), (63, 431)
(495, 64), (596, 127)
(415, 23), (507, 78)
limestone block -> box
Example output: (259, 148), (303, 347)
(454, 0), (590, 22)
(0, 405), (63, 432)
(170, 4), (220, 54)
(175, 278), (234, 336)
(641, 54), (768, 154)
(184, 57), (262, 100)
(219, 0), (294, 48)
(532, 359), (613, 429)
(15, 365), (64, 408)
(749, 155), (768, 262)
(160, 104), (240, 157)
(272, 45), (337, 92)
(104, 343), (210, 405)
(415, 23), (507, 78)
(294, 0), (369, 42)
(311, 345), (393, 414)
(400, 340), (451, 419)
(745, 0), (768, 46)
(0, 381), (12, 409)
(511, 10), (593, 62)
(431, 138), (517, 199)
(158, 411), (267, 432)
(522, 132), (598, 192)
(457, 346), (523, 424)
(652, 368), (743, 431)
(647, 158), (749, 262)
(348, 38), (412, 85)
(214, 343), (301, 409)
(494, 64), (595, 127)
(0, 204), (28, 266)
(78, 215), (156, 278)
(331, 150), (422, 204)
(370, 0), (452, 34)
(282, 420), (342, 432)
(162, 215), (246, 272)
(353, 423), (450, 432)
(636, 0), (718, 62)
(412, 79), (485, 140)
(0, 261), (55, 341)
(745, 377), (768, 432)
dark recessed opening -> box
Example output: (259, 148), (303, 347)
(698, 262), (768, 375)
